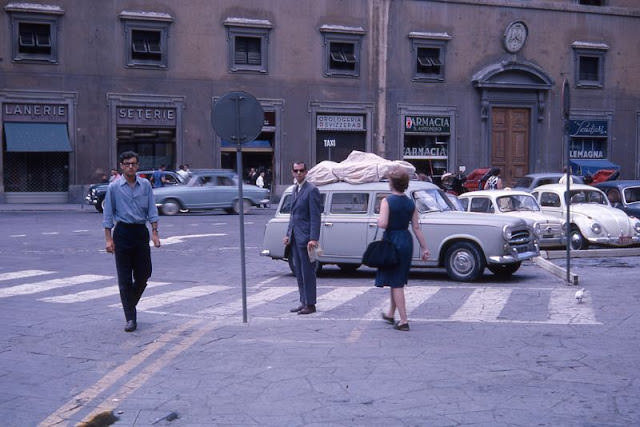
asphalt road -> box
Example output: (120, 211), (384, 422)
(1, 206), (639, 426)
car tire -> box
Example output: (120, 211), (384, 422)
(487, 261), (521, 278)
(287, 252), (322, 276)
(444, 241), (485, 282)
(161, 199), (181, 216)
(570, 226), (589, 250)
(95, 198), (105, 213)
(232, 199), (252, 215)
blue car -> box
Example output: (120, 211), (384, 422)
(595, 180), (640, 219)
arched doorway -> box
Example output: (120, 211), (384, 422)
(472, 60), (553, 186)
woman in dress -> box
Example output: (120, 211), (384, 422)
(376, 167), (430, 331)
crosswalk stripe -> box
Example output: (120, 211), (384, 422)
(133, 285), (230, 310)
(547, 288), (598, 324)
(317, 287), (374, 312)
(198, 287), (297, 317)
(0, 270), (53, 282)
(449, 288), (513, 322)
(0, 275), (112, 298)
(40, 281), (172, 303)
(406, 286), (441, 315)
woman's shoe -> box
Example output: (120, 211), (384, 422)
(381, 313), (395, 324)
(393, 321), (410, 331)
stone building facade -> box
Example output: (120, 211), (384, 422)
(1, 0), (638, 202)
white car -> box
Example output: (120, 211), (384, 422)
(261, 180), (539, 281)
(458, 190), (566, 248)
(531, 183), (640, 250)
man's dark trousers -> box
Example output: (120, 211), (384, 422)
(290, 234), (316, 306)
(113, 223), (152, 322)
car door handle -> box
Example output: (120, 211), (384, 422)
(368, 223), (377, 228)
(324, 223), (334, 227)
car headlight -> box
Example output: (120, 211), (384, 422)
(590, 222), (602, 234)
(634, 222), (640, 234)
(502, 225), (513, 241)
(561, 221), (568, 232)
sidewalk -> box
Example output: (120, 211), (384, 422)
(0, 203), (89, 212)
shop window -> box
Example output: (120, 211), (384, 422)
(7, 6), (62, 63)
(320, 25), (365, 78)
(120, 11), (172, 69)
(224, 18), (272, 73)
(409, 33), (450, 82)
(578, 0), (604, 5)
(572, 42), (607, 88)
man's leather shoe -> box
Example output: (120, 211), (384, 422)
(298, 305), (316, 315)
(124, 320), (137, 332)
(290, 304), (305, 313)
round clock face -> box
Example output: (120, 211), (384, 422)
(504, 21), (527, 53)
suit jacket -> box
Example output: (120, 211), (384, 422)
(287, 181), (322, 244)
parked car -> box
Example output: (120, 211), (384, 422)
(513, 173), (584, 192)
(458, 189), (566, 248)
(153, 169), (270, 215)
(85, 170), (185, 212)
(531, 183), (640, 250)
(594, 180), (640, 218)
(261, 180), (539, 282)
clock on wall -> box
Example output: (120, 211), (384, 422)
(504, 21), (528, 53)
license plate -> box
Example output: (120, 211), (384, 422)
(619, 235), (632, 245)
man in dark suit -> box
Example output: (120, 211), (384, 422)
(283, 161), (322, 315)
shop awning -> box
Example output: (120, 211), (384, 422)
(4, 122), (72, 152)
(569, 159), (621, 176)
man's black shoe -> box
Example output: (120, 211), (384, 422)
(290, 304), (305, 313)
(124, 320), (137, 332)
(298, 305), (316, 315)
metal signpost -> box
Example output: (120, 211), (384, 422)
(562, 79), (572, 285)
(211, 91), (264, 322)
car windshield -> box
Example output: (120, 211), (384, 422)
(568, 190), (607, 205)
(496, 195), (540, 212)
(623, 187), (640, 204)
(514, 177), (533, 188)
(413, 189), (456, 213)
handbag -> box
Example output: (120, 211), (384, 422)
(362, 227), (399, 268)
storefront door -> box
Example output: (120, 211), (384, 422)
(491, 107), (529, 186)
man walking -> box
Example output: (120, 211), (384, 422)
(103, 151), (161, 332)
(283, 161), (322, 315)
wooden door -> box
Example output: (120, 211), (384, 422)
(491, 108), (530, 186)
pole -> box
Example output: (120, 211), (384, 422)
(233, 94), (248, 322)
(562, 79), (572, 285)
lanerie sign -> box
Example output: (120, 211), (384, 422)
(3, 103), (67, 122)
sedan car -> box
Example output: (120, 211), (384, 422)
(458, 190), (566, 248)
(532, 184), (640, 250)
(594, 180), (640, 218)
(85, 170), (185, 212)
(153, 169), (269, 215)
(513, 173), (584, 192)
(261, 180), (539, 282)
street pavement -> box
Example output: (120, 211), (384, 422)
(1, 204), (639, 426)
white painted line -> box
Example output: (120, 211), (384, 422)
(133, 285), (230, 310)
(42, 232), (59, 235)
(0, 275), (113, 298)
(449, 288), (513, 322)
(155, 233), (226, 246)
(406, 286), (441, 315)
(9, 234), (26, 238)
(0, 270), (53, 282)
(198, 287), (296, 317)
(40, 281), (172, 303)
(318, 287), (374, 312)
(548, 288), (599, 324)
(73, 229), (89, 233)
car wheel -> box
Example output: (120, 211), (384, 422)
(444, 241), (485, 282)
(161, 199), (181, 216)
(287, 252), (322, 276)
(338, 263), (360, 273)
(232, 199), (252, 215)
(95, 198), (105, 213)
(487, 261), (521, 278)
(570, 227), (588, 250)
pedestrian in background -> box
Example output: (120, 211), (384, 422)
(283, 161), (322, 315)
(108, 168), (120, 183)
(103, 151), (161, 332)
(152, 165), (167, 188)
(484, 167), (503, 190)
(376, 167), (429, 331)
